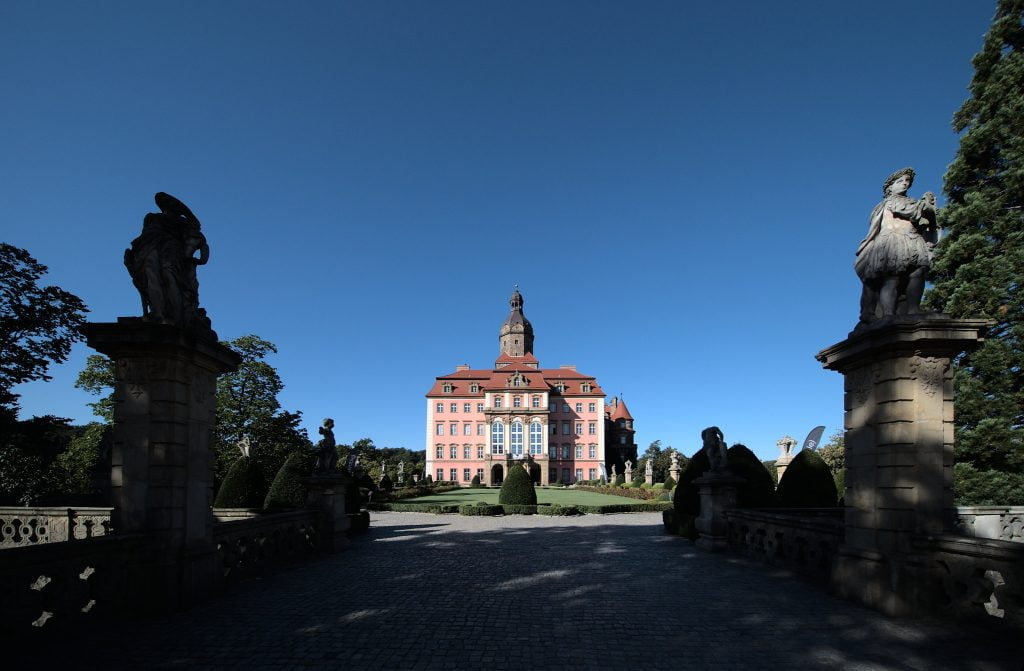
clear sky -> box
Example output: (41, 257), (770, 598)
(2, 1), (996, 461)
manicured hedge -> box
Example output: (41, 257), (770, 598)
(775, 449), (838, 508)
(726, 444), (777, 508)
(459, 504), (504, 516)
(501, 504), (538, 515)
(577, 501), (672, 514)
(573, 484), (662, 500)
(537, 505), (581, 516)
(366, 502), (461, 513)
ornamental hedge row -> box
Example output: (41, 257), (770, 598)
(366, 501), (671, 514)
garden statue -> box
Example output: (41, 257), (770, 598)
(624, 460), (633, 480)
(645, 459), (653, 477)
(313, 418), (338, 474)
(124, 192), (213, 335)
(669, 451), (679, 470)
(701, 426), (728, 474)
(236, 435), (251, 458)
(397, 460), (405, 482)
(855, 168), (938, 329)
(345, 451), (359, 474)
(610, 464), (618, 479)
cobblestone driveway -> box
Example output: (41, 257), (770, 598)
(31, 512), (1023, 670)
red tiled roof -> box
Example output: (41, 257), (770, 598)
(495, 352), (538, 363)
(426, 364), (605, 397)
(607, 398), (633, 421)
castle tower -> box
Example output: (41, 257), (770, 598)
(498, 286), (534, 357)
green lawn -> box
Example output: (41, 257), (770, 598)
(403, 487), (646, 506)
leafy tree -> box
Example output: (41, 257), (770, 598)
(954, 462), (1024, 505)
(638, 440), (680, 483)
(926, 0), (1024, 477)
(48, 421), (109, 501)
(819, 431), (845, 475)
(0, 414), (76, 504)
(75, 354), (115, 422)
(0, 243), (88, 411)
(214, 335), (310, 487)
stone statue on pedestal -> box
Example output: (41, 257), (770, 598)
(610, 464), (618, 480)
(236, 436), (251, 458)
(645, 459), (653, 477)
(702, 426), (728, 474)
(624, 460), (633, 481)
(397, 460), (405, 483)
(855, 168), (938, 329)
(314, 418), (338, 474)
(124, 192), (213, 335)
(670, 451), (679, 471)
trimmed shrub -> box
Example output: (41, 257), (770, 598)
(262, 451), (311, 511)
(727, 444), (777, 508)
(775, 449), (838, 508)
(614, 473), (625, 486)
(424, 474), (432, 484)
(378, 474), (394, 492)
(459, 504), (503, 516)
(470, 474), (481, 487)
(621, 482), (634, 489)
(640, 482), (652, 489)
(215, 455), (266, 508)
(577, 502), (671, 514)
(672, 448), (710, 516)
(366, 502), (459, 513)
(662, 475), (676, 489)
(499, 463), (537, 505)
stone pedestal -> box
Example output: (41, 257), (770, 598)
(645, 473), (654, 486)
(693, 473), (744, 553)
(304, 475), (352, 553)
(83, 318), (240, 608)
(816, 316), (989, 616)
(668, 464), (682, 485)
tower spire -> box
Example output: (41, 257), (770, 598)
(499, 286), (534, 357)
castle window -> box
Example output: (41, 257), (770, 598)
(450, 403), (457, 412)
(548, 446), (557, 459)
(464, 424), (472, 436)
(532, 396), (540, 408)
(436, 446), (443, 458)
(477, 402), (484, 413)
(513, 396), (522, 408)
(436, 403), (444, 413)
(450, 423), (458, 435)
(589, 403), (596, 412)
(549, 424), (556, 436)
(575, 422), (583, 435)
(575, 403), (582, 412)
(477, 423), (485, 436)
(476, 446), (484, 459)
(555, 383), (565, 393)
(511, 421), (523, 456)
(575, 445), (582, 458)
(470, 384), (479, 393)
(463, 445), (471, 458)
(494, 396), (503, 409)
(529, 421), (543, 455)
(450, 445), (457, 459)
(491, 421), (505, 454)
(589, 445), (596, 458)
(443, 383), (453, 393)
(561, 445), (570, 458)
(463, 469), (471, 482)
(581, 382), (592, 392)
(549, 402), (557, 412)
(464, 403), (471, 413)
(620, 435), (627, 445)
(589, 422), (596, 435)
(436, 424), (444, 436)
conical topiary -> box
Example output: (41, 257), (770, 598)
(263, 450), (312, 511)
(775, 449), (838, 508)
(727, 444), (777, 508)
(214, 455), (266, 508)
(499, 463), (537, 505)
(671, 447), (711, 517)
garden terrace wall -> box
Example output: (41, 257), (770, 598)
(1, 507), (113, 547)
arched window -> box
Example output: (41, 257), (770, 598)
(511, 421), (523, 456)
(529, 421), (543, 455)
(491, 421), (505, 454)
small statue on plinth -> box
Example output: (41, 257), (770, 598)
(669, 450), (680, 471)
(124, 192), (213, 335)
(236, 435), (251, 458)
(645, 459), (653, 477)
(702, 426), (728, 474)
(313, 418), (338, 474)
(624, 460), (633, 480)
(610, 464), (618, 480)
(855, 168), (938, 329)
(397, 460), (405, 483)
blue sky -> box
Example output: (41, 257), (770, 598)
(2, 1), (995, 461)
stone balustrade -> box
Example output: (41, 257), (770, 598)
(0, 507), (114, 548)
(952, 506), (1024, 543)
(725, 508), (844, 582)
(213, 510), (319, 584)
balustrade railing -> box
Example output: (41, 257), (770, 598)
(0, 507), (113, 547)
(952, 506), (1024, 543)
(725, 508), (844, 582)
(213, 509), (320, 583)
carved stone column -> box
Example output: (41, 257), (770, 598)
(304, 475), (352, 553)
(83, 318), (240, 608)
(816, 317), (989, 616)
(694, 474), (744, 552)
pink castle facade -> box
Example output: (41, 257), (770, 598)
(424, 289), (634, 486)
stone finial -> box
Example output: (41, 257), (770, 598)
(776, 436), (796, 458)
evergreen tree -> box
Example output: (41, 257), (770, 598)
(926, 0), (1024, 487)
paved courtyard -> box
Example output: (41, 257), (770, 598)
(31, 512), (1022, 670)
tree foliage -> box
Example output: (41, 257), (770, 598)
(75, 354), (115, 422)
(0, 243), (88, 410)
(926, 0), (1024, 476)
(819, 431), (845, 474)
(214, 335), (310, 487)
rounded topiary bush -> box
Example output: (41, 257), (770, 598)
(727, 444), (777, 508)
(263, 450), (312, 511)
(498, 463), (537, 505)
(471, 474), (481, 487)
(663, 475), (676, 489)
(378, 474), (394, 492)
(614, 473), (625, 486)
(775, 449), (838, 508)
(215, 455), (266, 508)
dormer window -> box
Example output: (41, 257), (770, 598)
(555, 383), (565, 393)
(581, 382), (592, 392)
(443, 383), (453, 393)
(470, 383), (480, 393)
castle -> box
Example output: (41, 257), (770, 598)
(424, 288), (637, 486)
